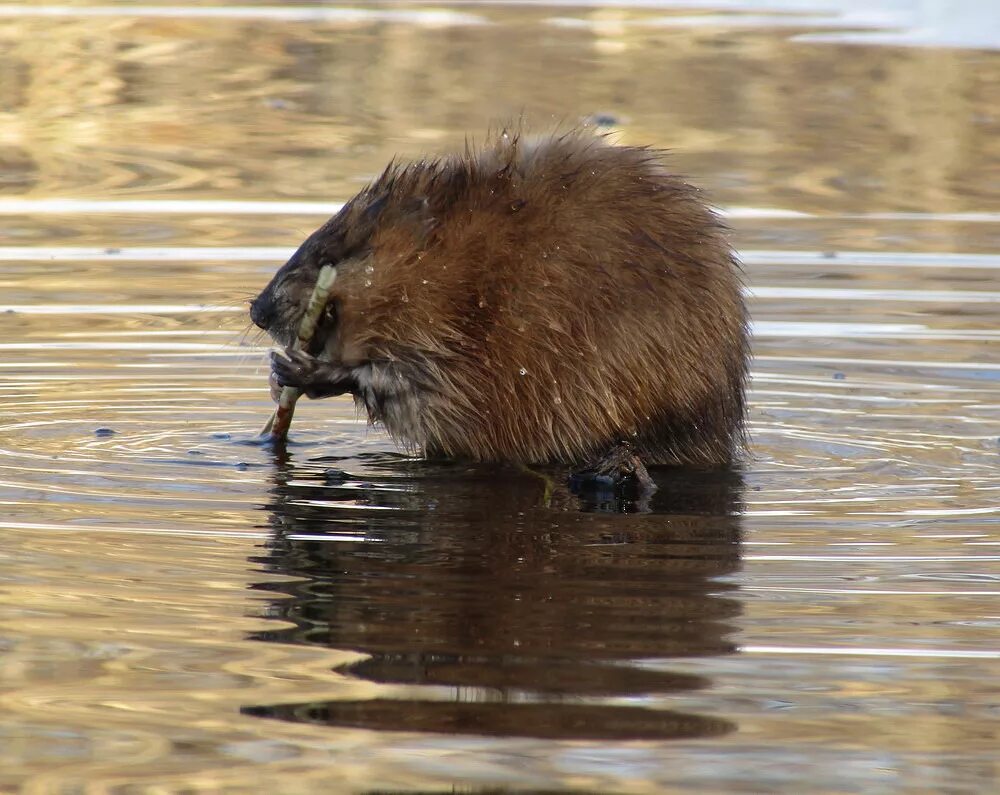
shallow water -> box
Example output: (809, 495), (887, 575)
(1, 1), (998, 792)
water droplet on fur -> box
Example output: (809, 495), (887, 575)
(421, 279), (428, 285)
(478, 298), (486, 308)
(401, 291), (409, 303)
(519, 367), (527, 376)
(364, 279), (372, 288)
(554, 396), (562, 404)
(364, 263), (375, 275)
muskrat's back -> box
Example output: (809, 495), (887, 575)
(251, 130), (749, 470)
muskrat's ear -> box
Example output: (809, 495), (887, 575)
(362, 194), (389, 227)
(398, 196), (437, 245)
(357, 193), (434, 246)
(336, 192), (389, 254)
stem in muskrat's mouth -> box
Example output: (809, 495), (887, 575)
(260, 264), (338, 441)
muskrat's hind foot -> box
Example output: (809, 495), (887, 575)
(570, 441), (657, 497)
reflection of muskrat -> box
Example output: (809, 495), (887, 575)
(250, 130), (749, 489)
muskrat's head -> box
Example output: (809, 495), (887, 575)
(249, 195), (381, 347)
(249, 235), (328, 349)
(250, 180), (436, 350)
(251, 205), (365, 350)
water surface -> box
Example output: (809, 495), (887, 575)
(0, 1), (998, 792)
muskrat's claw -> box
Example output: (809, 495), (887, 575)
(268, 370), (283, 403)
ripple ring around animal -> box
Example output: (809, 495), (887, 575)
(250, 128), (750, 494)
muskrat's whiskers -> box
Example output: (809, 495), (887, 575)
(209, 319), (270, 376)
(228, 323), (266, 349)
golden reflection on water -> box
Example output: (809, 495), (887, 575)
(2, 5), (999, 213)
(0, 2), (998, 792)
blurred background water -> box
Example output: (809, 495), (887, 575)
(0, 1), (998, 792)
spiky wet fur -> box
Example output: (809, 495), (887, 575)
(251, 129), (749, 468)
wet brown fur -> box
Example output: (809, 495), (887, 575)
(251, 129), (749, 468)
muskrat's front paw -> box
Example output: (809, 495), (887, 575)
(270, 348), (321, 395)
(269, 349), (354, 400)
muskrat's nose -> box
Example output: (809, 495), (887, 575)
(249, 294), (273, 330)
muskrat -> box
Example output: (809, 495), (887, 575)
(250, 129), (749, 490)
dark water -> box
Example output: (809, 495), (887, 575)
(243, 461), (743, 741)
(1, 2), (998, 792)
